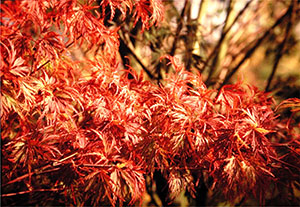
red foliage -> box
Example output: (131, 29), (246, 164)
(1, 0), (299, 206)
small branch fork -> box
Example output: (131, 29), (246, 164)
(119, 36), (154, 79)
(205, 0), (252, 85)
(217, 4), (295, 92)
(265, 1), (296, 92)
(2, 153), (78, 187)
(168, 0), (190, 62)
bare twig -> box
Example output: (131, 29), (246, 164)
(265, 1), (295, 92)
(205, 0), (252, 85)
(217, 5), (293, 91)
(205, 0), (233, 86)
(166, 0), (190, 73)
(185, 2), (193, 71)
(204, 1), (252, 68)
(119, 37), (154, 79)
(169, 0), (189, 57)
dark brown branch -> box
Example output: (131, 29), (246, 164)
(165, 0), (190, 73)
(185, 2), (193, 71)
(265, 1), (295, 92)
(170, 0), (189, 57)
(224, 0), (252, 39)
(205, 0), (233, 85)
(203, 0), (252, 67)
(217, 5), (293, 91)
(204, 0), (252, 84)
(119, 37), (154, 79)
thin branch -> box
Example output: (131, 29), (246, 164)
(170, 0), (189, 56)
(2, 165), (60, 187)
(30, 34), (83, 75)
(223, 0), (252, 35)
(119, 37), (154, 79)
(217, 5), (293, 91)
(80, 164), (116, 168)
(205, 0), (233, 85)
(2, 153), (78, 187)
(204, 0), (252, 84)
(204, 0), (252, 68)
(265, 1), (295, 92)
(189, 0), (207, 65)
(1, 188), (63, 197)
(185, 1), (193, 71)
(166, 0), (190, 73)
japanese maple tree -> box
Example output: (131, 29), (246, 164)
(1, 0), (299, 206)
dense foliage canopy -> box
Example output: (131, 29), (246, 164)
(1, 0), (299, 206)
